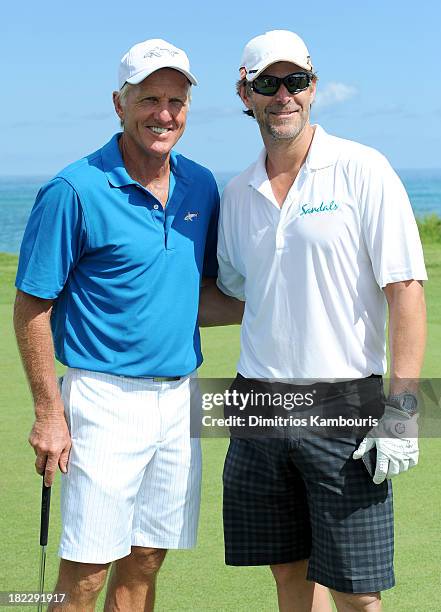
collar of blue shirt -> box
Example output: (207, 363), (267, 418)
(100, 132), (186, 188)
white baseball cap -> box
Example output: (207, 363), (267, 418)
(240, 30), (313, 81)
(118, 38), (198, 89)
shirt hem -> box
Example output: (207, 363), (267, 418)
(15, 279), (60, 300)
(379, 269), (428, 288)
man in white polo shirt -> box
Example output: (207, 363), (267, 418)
(214, 30), (427, 612)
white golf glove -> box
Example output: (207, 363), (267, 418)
(353, 403), (419, 485)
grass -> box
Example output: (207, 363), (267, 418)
(417, 214), (441, 244)
(1, 244), (440, 611)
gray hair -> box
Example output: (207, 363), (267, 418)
(118, 81), (132, 107)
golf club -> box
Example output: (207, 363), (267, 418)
(38, 476), (51, 612)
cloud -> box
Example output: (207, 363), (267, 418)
(314, 82), (357, 110)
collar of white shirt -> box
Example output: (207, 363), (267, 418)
(248, 124), (339, 193)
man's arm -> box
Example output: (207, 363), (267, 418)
(199, 277), (245, 327)
(13, 289), (71, 486)
(353, 279), (426, 482)
(383, 279), (427, 393)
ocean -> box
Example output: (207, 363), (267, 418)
(1, 169), (440, 254)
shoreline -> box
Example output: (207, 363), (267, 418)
(1, 214), (440, 256)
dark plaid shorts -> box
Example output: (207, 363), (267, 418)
(223, 374), (395, 594)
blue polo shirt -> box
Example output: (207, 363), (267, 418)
(16, 134), (219, 377)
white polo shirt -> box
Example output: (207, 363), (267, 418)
(217, 125), (427, 380)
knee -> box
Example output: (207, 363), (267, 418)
(331, 590), (381, 611)
(130, 547), (167, 578)
(75, 571), (108, 598)
(59, 561), (108, 599)
(270, 562), (303, 587)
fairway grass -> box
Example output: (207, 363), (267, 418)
(1, 250), (440, 611)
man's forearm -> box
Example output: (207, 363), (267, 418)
(13, 290), (62, 415)
(199, 281), (245, 327)
(14, 290), (71, 485)
(384, 280), (427, 394)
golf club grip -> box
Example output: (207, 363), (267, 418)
(40, 482), (52, 546)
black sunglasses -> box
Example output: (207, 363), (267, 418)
(251, 71), (313, 96)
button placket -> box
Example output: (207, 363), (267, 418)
(275, 211), (288, 249)
(275, 167), (308, 249)
(276, 193), (295, 250)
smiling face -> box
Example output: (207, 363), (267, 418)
(241, 61), (316, 142)
(113, 68), (190, 161)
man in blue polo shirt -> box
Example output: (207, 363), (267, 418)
(14, 38), (219, 611)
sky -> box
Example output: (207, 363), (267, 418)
(1, 0), (441, 176)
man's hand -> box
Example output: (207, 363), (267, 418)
(199, 277), (245, 327)
(29, 401), (71, 487)
(353, 403), (419, 484)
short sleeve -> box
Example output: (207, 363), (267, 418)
(216, 188), (246, 301)
(15, 178), (87, 299)
(202, 177), (220, 278)
(359, 156), (427, 288)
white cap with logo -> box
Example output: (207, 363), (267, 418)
(240, 30), (313, 81)
(118, 38), (198, 89)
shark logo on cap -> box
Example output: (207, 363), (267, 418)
(144, 47), (180, 59)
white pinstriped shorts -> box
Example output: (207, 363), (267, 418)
(58, 368), (202, 563)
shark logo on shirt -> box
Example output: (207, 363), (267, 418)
(184, 211), (199, 221)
